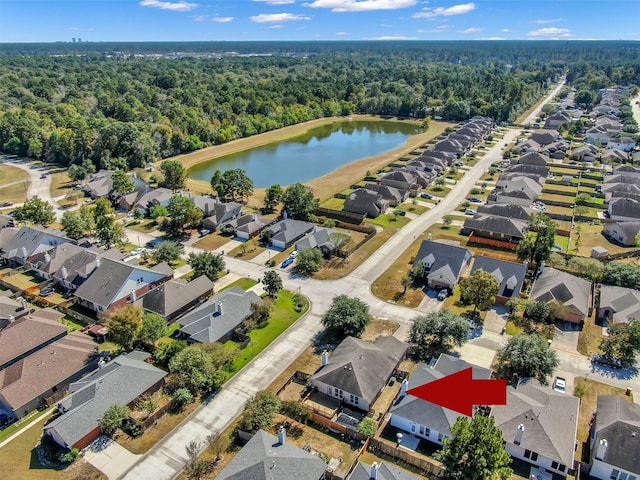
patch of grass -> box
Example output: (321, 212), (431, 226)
(0, 407), (52, 444)
(360, 318), (400, 342)
(554, 234), (569, 252)
(4, 271), (40, 290)
(577, 312), (604, 357)
(49, 171), (73, 197)
(424, 185), (452, 197)
(228, 237), (264, 260)
(62, 316), (86, 332)
(539, 193), (575, 204)
(505, 321), (524, 336)
(0, 164), (30, 204)
(544, 184), (578, 194)
(125, 218), (159, 233)
(319, 197), (346, 210)
(544, 205), (574, 216)
(220, 277), (258, 292)
(570, 222), (635, 257)
(366, 213), (411, 229)
(441, 287), (473, 316)
(192, 232), (235, 251)
(98, 341), (123, 356)
(404, 203), (430, 215)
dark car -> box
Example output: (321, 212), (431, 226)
(394, 210), (407, 216)
(145, 238), (165, 249)
(420, 193), (432, 199)
(281, 257), (294, 269)
(0, 202), (13, 208)
(469, 197), (482, 203)
(591, 354), (623, 369)
(40, 286), (55, 296)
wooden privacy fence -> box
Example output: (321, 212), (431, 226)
(368, 437), (446, 479)
(468, 233), (518, 251)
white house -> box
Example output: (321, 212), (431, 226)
(607, 137), (636, 152)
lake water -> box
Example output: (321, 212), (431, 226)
(188, 119), (422, 188)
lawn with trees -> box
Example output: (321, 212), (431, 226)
(321, 295), (371, 338)
(495, 334), (559, 385)
(409, 310), (470, 358)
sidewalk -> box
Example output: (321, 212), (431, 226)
(0, 408), (54, 449)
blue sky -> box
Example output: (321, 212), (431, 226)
(1, 0), (638, 43)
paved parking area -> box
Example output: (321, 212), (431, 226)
(84, 436), (140, 480)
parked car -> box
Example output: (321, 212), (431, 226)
(281, 257), (294, 269)
(40, 174), (47, 179)
(145, 238), (165, 248)
(437, 289), (448, 301)
(40, 286), (55, 296)
(420, 193), (432, 199)
(289, 250), (298, 258)
(0, 202), (13, 207)
(131, 247), (146, 256)
(453, 161), (464, 167)
(553, 376), (567, 393)
(591, 354), (623, 369)
(464, 208), (476, 215)
(394, 210), (407, 216)
(469, 197), (482, 203)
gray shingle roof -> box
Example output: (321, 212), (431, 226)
(506, 163), (550, 178)
(311, 336), (408, 406)
(463, 215), (528, 240)
(471, 256), (527, 298)
(44, 351), (166, 448)
(530, 267), (591, 318)
(592, 395), (640, 475)
(516, 152), (549, 166)
(599, 285), (640, 325)
(267, 219), (314, 245)
(415, 240), (473, 287)
(349, 461), (421, 480)
(178, 286), (261, 343)
(609, 197), (640, 219)
(295, 227), (344, 252)
(529, 130), (558, 146)
(2, 226), (72, 262)
(391, 355), (490, 435)
(142, 275), (214, 318)
(365, 184), (403, 203)
(476, 204), (533, 221)
(344, 188), (388, 217)
(133, 187), (173, 210)
(216, 429), (327, 480)
(491, 378), (580, 468)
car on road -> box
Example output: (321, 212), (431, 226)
(553, 376), (566, 393)
(469, 197), (482, 203)
(394, 210), (407, 216)
(420, 193), (432, 199)
(281, 257), (294, 269)
(40, 174), (47, 179)
(437, 289), (448, 301)
(464, 208), (476, 215)
(0, 202), (13, 208)
(145, 238), (165, 249)
(591, 354), (623, 369)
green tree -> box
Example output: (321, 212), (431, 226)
(162, 195), (203, 237)
(68, 159), (96, 182)
(357, 418), (378, 438)
(435, 416), (512, 480)
(105, 305), (144, 350)
(281, 183), (319, 221)
(139, 313), (168, 345)
(111, 170), (135, 195)
(168, 345), (225, 394)
(262, 270), (283, 298)
(409, 311), (469, 358)
(263, 184), (284, 212)
(12, 195), (55, 227)
(172, 387), (195, 410)
(568, 256), (604, 281)
(599, 318), (640, 365)
(459, 270), (499, 314)
(321, 294), (371, 338)
(160, 160), (188, 191)
(152, 240), (182, 265)
(523, 301), (562, 325)
(495, 334), (559, 385)
(295, 248), (323, 276)
(603, 262), (640, 290)
(188, 251), (225, 281)
(238, 391), (281, 433)
(280, 400), (311, 424)
(149, 204), (168, 219)
(95, 215), (125, 249)
(517, 212), (557, 266)
(210, 168), (254, 202)
(136, 395), (158, 417)
(100, 404), (131, 436)
(61, 210), (90, 240)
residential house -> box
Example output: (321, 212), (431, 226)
(117, 178), (151, 211)
(177, 286), (261, 344)
(606, 187), (640, 204)
(613, 165), (640, 176)
(44, 351), (166, 450)
(310, 336), (408, 412)
(223, 213), (270, 240)
(216, 428), (327, 480)
(514, 138), (541, 154)
(491, 378), (580, 478)
(601, 149), (628, 164)
(419, 150), (456, 165)
(83, 169), (114, 199)
(140, 275), (214, 322)
(504, 162), (550, 178)
(586, 127), (611, 145)
(364, 184), (406, 206)
(496, 172), (546, 189)
(529, 267), (591, 323)
(406, 157), (446, 175)
(349, 462), (422, 480)
(570, 144), (599, 163)
(448, 133), (475, 150)
(390, 354), (491, 446)
(544, 110), (572, 129)
(476, 204), (533, 221)
(603, 222), (640, 246)
(343, 188), (389, 218)
(263, 219), (314, 250)
(74, 258), (172, 313)
(529, 131), (559, 147)
(608, 137), (636, 152)
(470, 256), (527, 301)
(604, 175), (640, 187)
(0, 214), (15, 229)
(488, 189), (538, 206)
(0, 295), (29, 327)
(597, 285), (640, 326)
(589, 396), (640, 480)
(133, 187), (173, 213)
(52, 247), (123, 292)
(295, 227), (350, 258)
(0, 227), (20, 257)
(609, 198), (640, 222)
(191, 194), (219, 216)
(432, 138), (464, 157)
(0, 311), (99, 418)
(379, 170), (421, 197)
(1, 226), (73, 267)
(414, 240), (473, 290)
(540, 141), (569, 160)
(462, 214), (528, 244)
(201, 201), (243, 232)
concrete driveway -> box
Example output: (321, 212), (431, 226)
(84, 436), (141, 480)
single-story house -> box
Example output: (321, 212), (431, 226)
(462, 214), (528, 244)
(608, 137), (636, 152)
(216, 428), (328, 480)
(570, 144), (599, 163)
(223, 213), (270, 240)
(201, 201), (244, 232)
(488, 188), (539, 207)
(343, 188), (390, 218)
(310, 336), (408, 412)
(597, 285), (640, 326)
(608, 197), (640, 222)
(604, 174), (640, 186)
(603, 184), (640, 202)
(0, 295), (29, 327)
(133, 187), (174, 213)
(1, 226), (73, 267)
(391, 354), (491, 446)
(491, 378), (580, 478)
(589, 396), (640, 480)
(505, 163), (550, 179)
(177, 286), (261, 344)
(470, 256), (527, 300)
(544, 111), (572, 129)
(83, 169), (114, 199)
(349, 461), (423, 480)
(586, 127), (612, 145)
(529, 130), (559, 147)
(263, 219), (314, 250)
(140, 275), (214, 321)
(364, 184), (407, 206)
(603, 222), (640, 247)
(379, 170), (421, 197)
(414, 240), (473, 290)
(74, 258), (172, 313)
(51, 247), (123, 292)
(601, 149), (628, 164)
(513, 152), (549, 167)
(44, 351), (166, 450)
(530, 267), (591, 323)
(514, 139), (541, 154)
(476, 204), (533, 221)
(612, 165), (640, 176)
(295, 227), (350, 258)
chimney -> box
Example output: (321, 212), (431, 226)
(400, 378), (409, 397)
(321, 350), (329, 367)
(428, 233), (432, 241)
(95, 256), (101, 268)
(514, 424), (525, 445)
(312, 225), (317, 234)
(20, 246), (27, 259)
(19, 297), (28, 311)
(370, 462), (379, 480)
(278, 426), (286, 445)
(253, 213), (258, 222)
(595, 438), (608, 461)
(44, 252), (51, 263)
(131, 289), (136, 303)
(8, 315), (15, 323)
(60, 266), (68, 280)
(217, 301), (223, 315)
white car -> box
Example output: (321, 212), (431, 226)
(131, 247), (146, 256)
(553, 376), (566, 393)
(290, 250), (298, 258)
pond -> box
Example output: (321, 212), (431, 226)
(187, 119), (423, 188)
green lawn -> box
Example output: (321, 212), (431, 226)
(225, 290), (308, 375)
(125, 219), (160, 233)
(220, 277), (258, 292)
(554, 234), (570, 252)
(366, 213), (411, 229)
(62, 316), (86, 332)
(544, 184), (578, 194)
(424, 185), (452, 197)
(540, 193), (575, 204)
(0, 408), (52, 444)
(320, 197), (346, 210)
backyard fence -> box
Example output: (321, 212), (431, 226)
(368, 437), (446, 479)
(468, 233), (518, 251)
(316, 207), (366, 225)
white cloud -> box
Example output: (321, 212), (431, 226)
(211, 16), (234, 22)
(369, 34), (417, 40)
(413, 2), (475, 19)
(139, 0), (198, 12)
(250, 12), (311, 22)
(269, 24), (284, 28)
(336, 31), (349, 35)
(252, 0), (295, 4)
(501, 28), (509, 32)
(380, 23), (392, 27)
(304, 0), (417, 12)
(528, 27), (571, 37)
(457, 27), (482, 34)
(534, 17), (562, 24)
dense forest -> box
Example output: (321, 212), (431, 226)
(0, 41), (638, 171)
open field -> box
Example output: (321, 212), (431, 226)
(0, 164), (29, 203)
(48, 170), (73, 197)
(192, 232), (235, 251)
